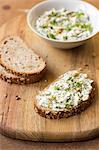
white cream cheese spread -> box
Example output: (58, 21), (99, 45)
(36, 70), (93, 111)
(35, 8), (93, 41)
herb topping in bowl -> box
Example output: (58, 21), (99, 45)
(35, 8), (93, 41)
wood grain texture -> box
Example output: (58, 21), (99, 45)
(0, 13), (99, 142)
(0, 134), (99, 150)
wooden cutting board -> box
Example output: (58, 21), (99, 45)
(0, 15), (99, 142)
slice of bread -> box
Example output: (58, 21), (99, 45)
(0, 36), (46, 78)
(34, 70), (95, 119)
(0, 64), (45, 84)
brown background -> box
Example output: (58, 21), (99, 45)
(0, 0), (99, 149)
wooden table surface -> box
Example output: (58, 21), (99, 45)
(0, 0), (99, 149)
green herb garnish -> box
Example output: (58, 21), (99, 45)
(63, 35), (68, 40)
(76, 22), (93, 32)
(68, 77), (72, 80)
(50, 20), (57, 26)
(51, 95), (56, 100)
(65, 25), (72, 31)
(47, 33), (56, 39)
(51, 11), (57, 17)
(65, 103), (71, 109)
(54, 86), (60, 90)
(85, 23), (93, 32)
(65, 88), (70, 92)
(42, 25), (48, 28)
(76, 12), (84, 18)
(48, 102), (51, 108)
(76, 82), (82, 88)
(65, 100), (73, 108)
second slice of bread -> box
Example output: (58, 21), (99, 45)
(0, 36), (46, 78)
(0, 64), (45, 84)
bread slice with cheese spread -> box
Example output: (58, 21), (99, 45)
(34, 70), (95, 119)
(0, 36), (46, 79)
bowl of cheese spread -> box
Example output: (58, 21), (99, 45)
(27, 0), (99, 49)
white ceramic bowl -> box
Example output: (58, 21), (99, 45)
(27, 0), (99, 49)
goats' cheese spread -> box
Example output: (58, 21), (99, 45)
(35, 8), (93, 41)
(36, 70), (93, 111)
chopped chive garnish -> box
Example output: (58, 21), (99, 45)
(51, 95), (56, 100)
(65, 25), (72, 31)
(65, 103), (71, 108)
(42, 25), (48, 28)
(76, 82), (82, 87)
(65, 100), (73, 108)
(75, 22), (93, 32)
(54, 86), (60, 90)
(63, 35), (68, 40)
(65, 88), (70, 91)
(47, 33), (56, 39)
(68, 77), (72, 80)
(76, 12), (84, 18)
(48, 102), (51, 108)
(51, 11), (57, 17)
(50, 20), (57, 26)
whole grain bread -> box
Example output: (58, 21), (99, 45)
(0, 64), (46, 84)
(0, 36), (46, 78)
(34, 70), (95, 119)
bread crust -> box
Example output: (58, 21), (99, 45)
(0, 66), (46, 84)
(0, 59), (46, 78)
(34, 81), (95, 119)
(0, 36), (46, 78)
